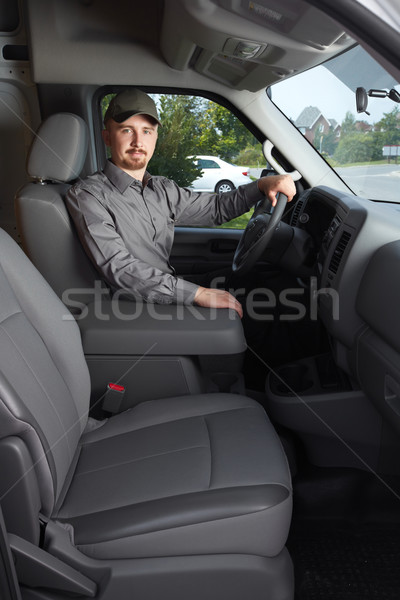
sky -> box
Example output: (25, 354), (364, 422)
(270, 48), (400, 127)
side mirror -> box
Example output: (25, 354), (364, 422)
(260, 167), (277, 177)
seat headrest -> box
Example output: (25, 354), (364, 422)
(27, 112), (89, 183)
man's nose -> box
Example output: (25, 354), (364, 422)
(130, 132), (143, 147)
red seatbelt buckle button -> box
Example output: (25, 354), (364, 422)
(103, 382), (125, 414)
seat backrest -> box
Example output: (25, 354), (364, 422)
(0, 228), (90, 540)
(15, 112), (103, 307)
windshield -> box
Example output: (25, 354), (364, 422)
(270, 45), (400, 202)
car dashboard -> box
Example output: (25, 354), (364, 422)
(284, 186), (400, 436)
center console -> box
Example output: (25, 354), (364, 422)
(77, 299), (246, 412)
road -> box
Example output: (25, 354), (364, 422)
(249, 164), (400, 202)
(336, 164), (400, 201)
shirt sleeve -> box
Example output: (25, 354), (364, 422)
(167, 179), (263, 227)
(66, 185), (199, 305)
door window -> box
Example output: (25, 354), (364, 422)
(100, 92), (263, 228)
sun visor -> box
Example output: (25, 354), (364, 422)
(325, 45), (398, 92)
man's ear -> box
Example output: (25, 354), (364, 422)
(102, 128), (110, 146)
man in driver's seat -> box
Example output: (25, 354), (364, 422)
(66, 89), (296, 317)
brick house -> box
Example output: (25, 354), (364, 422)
(295, 106), (332, 144)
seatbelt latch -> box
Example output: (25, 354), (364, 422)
(103, 383), (125, 414)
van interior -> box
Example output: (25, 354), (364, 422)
(1, 1), (400, 599)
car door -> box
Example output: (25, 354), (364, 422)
(191, 158), (221, 191)
(171, 226), (242, 279)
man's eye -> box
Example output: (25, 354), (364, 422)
(122, 128), (132, 134)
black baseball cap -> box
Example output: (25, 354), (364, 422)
(104, 89), (161, 125)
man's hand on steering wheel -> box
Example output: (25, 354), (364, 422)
(232, 174), (296, 275)
(257, 174), (296, 206)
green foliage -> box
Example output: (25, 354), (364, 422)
(321, 128), (339, 156)
(375, 107), (400, 144)
(101, 94), (113, 120)
(196, 103), (256, 162)
(341, 111), (358, 136)
(313, 127), (339, 157)
(333, 107), (400, 165)
(148, 95), (203, 187)
(235, 144), (265, 166)
(333, 132), (380, 164)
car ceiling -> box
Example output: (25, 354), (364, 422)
(25, 0), (355, 91)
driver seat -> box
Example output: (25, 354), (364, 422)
(15, 113), (249, 405)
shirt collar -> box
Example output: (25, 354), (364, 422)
(103, 160), (152, 194)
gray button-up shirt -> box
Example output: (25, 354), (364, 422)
(66, 160), (263, 304)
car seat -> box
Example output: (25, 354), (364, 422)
(14, 113), (250, 406)
(0, 227), (293, 599)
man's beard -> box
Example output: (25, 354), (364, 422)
(124, 150), (147, 171)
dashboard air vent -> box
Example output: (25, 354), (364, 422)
(291, 198), (304, 226)
(329, 230), (352, 274)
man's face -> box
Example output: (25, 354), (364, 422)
(102, 113), (158, 174)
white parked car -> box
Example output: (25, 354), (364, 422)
(189, 155), (252, 193)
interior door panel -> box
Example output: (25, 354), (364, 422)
(171, 227), (242, 276)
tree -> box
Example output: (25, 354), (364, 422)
(321, 128), (339, 157)
(148, 95), (203, 187)
(101, 94), (112, 120)
(333, 132), (380, 164)
(340, 111), (358, 137)
(375, 107), (400, 145)
(235, 144), (265, 166)
(196, 102), (256, 162)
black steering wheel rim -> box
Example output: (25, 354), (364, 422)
(232, 192), (288, 275)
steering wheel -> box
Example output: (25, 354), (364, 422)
(232, 192), (288, 275)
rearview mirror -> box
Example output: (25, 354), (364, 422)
(356, 86), (400, 115)
(356, 87), (370, 115)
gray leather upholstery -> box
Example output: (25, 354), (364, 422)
(0, 229), (90, 515)
(56, 394), (292, 560)
(0, 227), (293, 598)
(15, 113), (102, 306)
(27, 112), (88, 183)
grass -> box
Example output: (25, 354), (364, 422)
(217, 208), (254, 230)
(327, 158), (396, 168)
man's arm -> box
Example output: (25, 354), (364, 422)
(172, 173), (296, 227)
(66, 186), (199, 305)
(189, 174), (297, 316)
(170, 178), (263, 227)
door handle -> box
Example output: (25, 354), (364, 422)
(210, 240), (238, 254)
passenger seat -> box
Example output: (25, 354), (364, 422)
(0, 228), (293, 598)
